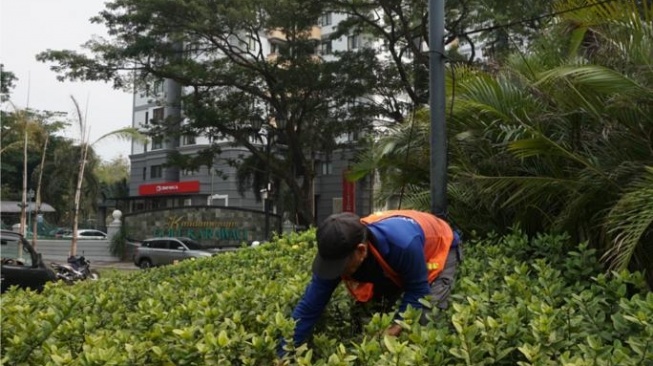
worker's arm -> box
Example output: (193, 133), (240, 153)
(289, 274), (340, 345)
(392, 236), (431, 315)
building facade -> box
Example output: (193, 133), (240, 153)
(127, 15), (376, 230)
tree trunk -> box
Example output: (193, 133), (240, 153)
(70, 143), (90, 257)
(32, 135), (49, 249)
(20, 121), (28, 237)
(295, 175), (315, 228)
(69, 95), (91, 257)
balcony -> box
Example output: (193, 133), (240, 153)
(267, 26), (321, 43)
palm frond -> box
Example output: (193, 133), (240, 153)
(537, 65), (648, 95)
(468, 173), (581, 208)
(603, 166), (653, 271)
(93, 127), (149, 145)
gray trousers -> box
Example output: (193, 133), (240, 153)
(428, 243), (463, 310)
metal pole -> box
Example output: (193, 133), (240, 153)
(429, 0), (447, 218)
(264, 129), (271, 241)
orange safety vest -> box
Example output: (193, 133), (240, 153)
(343, 210), (454, 303)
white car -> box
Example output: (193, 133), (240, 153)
(63, 229), (107, 240)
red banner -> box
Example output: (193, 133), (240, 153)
(342, 170), (356, 213)
(139, 181), (200, 196)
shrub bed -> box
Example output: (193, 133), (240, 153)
(1, 230), (652, 365)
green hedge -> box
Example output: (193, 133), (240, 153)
(1, 230), (652, 365)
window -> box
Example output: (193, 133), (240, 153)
(144, 111), (149, 126)
(183, 198), (192, 206)
(184, 42), (201, 58)
(181, 135), (196, 145)
(347, 131), (359, 142)
(322, 161), (333, 175)
(152, 107), (164, 123)
(348, 35), (361, 50)
(148, 240), (169, 249)
(180, 238), (202, 250)
(142, 167), (147, 181)
(153, 80), (164, 94)
(170, 240), (185, 250)
(319, 40), (332, 55)
(152, 136), (164, 150)
(319, 13), (332, 26)
(0, 237), (34, 266)
(332, 197), (343, 214)
(151, 165), (163, 179)
(270, 42), (279, 55)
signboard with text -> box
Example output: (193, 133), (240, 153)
(138, 180), (200, 196)
(342, 170), (356, 213)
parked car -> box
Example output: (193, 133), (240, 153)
(1, 230), (57, 293)
(62, 229), (107, 240)
(49, 227), (72, 238)
(133, 237), (217, 269)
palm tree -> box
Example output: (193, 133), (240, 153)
(352, 0), (653, 285)
(67, 96), (146, 256)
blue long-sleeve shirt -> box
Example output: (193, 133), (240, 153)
(290, 216), (429, 346)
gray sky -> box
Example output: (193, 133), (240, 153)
(1, 0), (133, 162)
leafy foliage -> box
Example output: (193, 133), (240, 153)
(1, 64), (17, 102)
(325, 0), (553, 108)
(352, 0), (653, 285)
(2, 230), (652, 364)
(0, 107), (68, 205)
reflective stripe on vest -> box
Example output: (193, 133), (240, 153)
(343, 210), (454, 303)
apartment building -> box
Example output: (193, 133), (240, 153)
(126, 14), (374, 226)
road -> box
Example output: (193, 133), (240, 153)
(32, 238), (119, 263)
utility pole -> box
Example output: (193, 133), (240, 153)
(429, 0), (447, 219)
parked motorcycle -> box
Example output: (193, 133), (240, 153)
(50, 255), (100, 284)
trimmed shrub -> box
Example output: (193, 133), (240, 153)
(1, 229), (651, 365)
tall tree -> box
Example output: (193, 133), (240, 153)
(96, 156), (131, 216)
(95, 156), (129, 184)
(37, 0), (383, 226)
(0, 104), (67, 235)
(1, 64), (17, 102)
(323, 0), (552, 110)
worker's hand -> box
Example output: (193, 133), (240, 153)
(384, 323), (402, 337)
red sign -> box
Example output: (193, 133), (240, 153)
(139, 181), (200, 196)
(342, 170), (356, 213)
